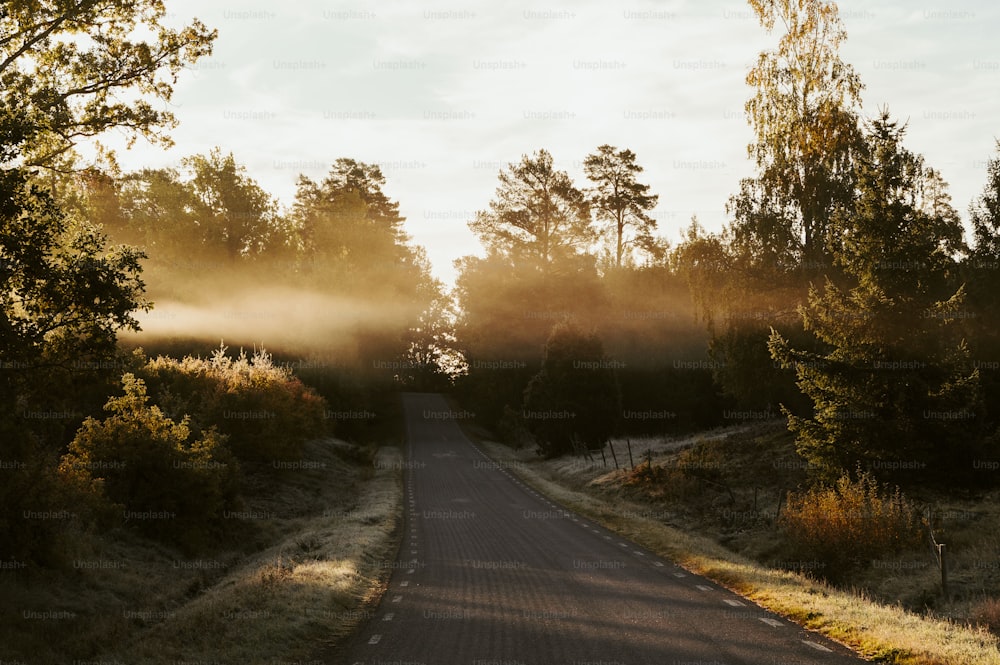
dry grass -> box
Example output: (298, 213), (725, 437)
(99, 445), (402, 663)
(0, 438), (402, 663)
(477, 437), (1000, 665)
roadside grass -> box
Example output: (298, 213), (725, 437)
(474, 432), (1000, 665)
(100, 444), (403, 663)
(0, 438), (402, 664)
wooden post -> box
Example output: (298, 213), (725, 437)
(939, 543), (948, 600)
(600, 446), (607, 467)
(609, 440), (619, 469)
(626, 438), (635, 469)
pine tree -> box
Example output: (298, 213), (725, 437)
(769, 111), (981, 484)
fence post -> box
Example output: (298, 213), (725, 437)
(939, 543), (948, 600)
(626, 438), (635, 469)
(609, 440), (619, 469)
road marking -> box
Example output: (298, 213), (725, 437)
(368, 634), (381, 644)
(619, 543), (628, 548)
(696, 584), (713, 591)
(604, 536), (612, 540)
(723, 599), (744, 607)
(400, 581), (410, 587)
(411, 549), (418, 554)
(383, 613), (394, 621)
(759, 617), (783, 627)
(653, 562), (664, 567)
(406, 568), (415, 574)
(392, 595), (402, 603)
(673, 572), (687, 578)
(633, 551), (645, 557)
(803, 641), (832, 652)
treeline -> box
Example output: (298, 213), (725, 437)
(452, 146), (726, 455)
(454, 0), (1000, 490)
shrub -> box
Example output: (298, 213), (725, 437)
(61, 374), (240, 551)
(972, 596), (1000, 634)
(140, 345), (328, 464)
(779, 469), (923, 581)
(0, 422), (99, 567)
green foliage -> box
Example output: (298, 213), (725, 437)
(469, 149), (595, 276)
(0, 108), (148, 436)
(139, 345), (328, 464)
(963, 143), (1000, 430)
(779, 470), (923, 581)
(523, 323), (621, 457)
(737, 0), (863, 266)
(769, 113), (983, 484)
(182, 149), (283, 262)
(583, 145), (660, 268)
(61, 374), (239, 551)
(0, 420), (101, 566)
(0, 0), (215, 169)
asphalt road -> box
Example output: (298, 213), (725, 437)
(332, 392), (869, 664)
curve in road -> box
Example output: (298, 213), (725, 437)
(331, 392), (868, 664)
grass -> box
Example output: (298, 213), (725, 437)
(473, 429), (1000, 665)
(0, 438), (403, 663)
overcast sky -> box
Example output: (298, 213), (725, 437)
(109, 0), (999, 285)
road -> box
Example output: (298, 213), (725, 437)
(332, 392), (869, 664)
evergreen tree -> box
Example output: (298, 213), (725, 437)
(769, 112), (981, 484)
(522, 323), (620, 458)
(583, 145), (660, 269)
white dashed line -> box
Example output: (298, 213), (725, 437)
(633, 551), (645, 557)
(392, 595), (402, 603)
(674, 572), (687, 578)
(803, 641), (832, 652)
(368, 634), (381, 645)
(653, 562), (664, 567)
(400, 581), (410, 587)
(759, 617), (783, 627)
(383, 613), (394, 621)
(696, 584), (713, 591)
(723, 599), (744, 607)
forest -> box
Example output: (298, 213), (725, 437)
(3, 0), (1000, 662)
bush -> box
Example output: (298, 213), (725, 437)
(972, 596), (1000, 634)
(139, 345), (328, 464)
(779, 470), (923, 581)
(61, 374), (240, 551)
(0, 422), (100, 567)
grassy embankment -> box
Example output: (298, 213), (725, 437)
(1, 438), (403, 664)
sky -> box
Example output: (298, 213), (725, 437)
(106, 0), (1000, 286)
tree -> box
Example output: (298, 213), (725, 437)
(469, 149), (595, 276)
(316, 158), (406, 235)
(291, 159), (415, 279)
(523, 323), (620, 458)
(970, 141), (1000, 260)
(183, 149), (281, 263)
(400, 285), (466, 390)
(0, 115), (147, 412)
(0, 0), (216, 169)
(732, 0), (863, 269)
(583, 145), (659, 269)
(963, 141), (1000, 430)
(769, 113), (981, 484)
